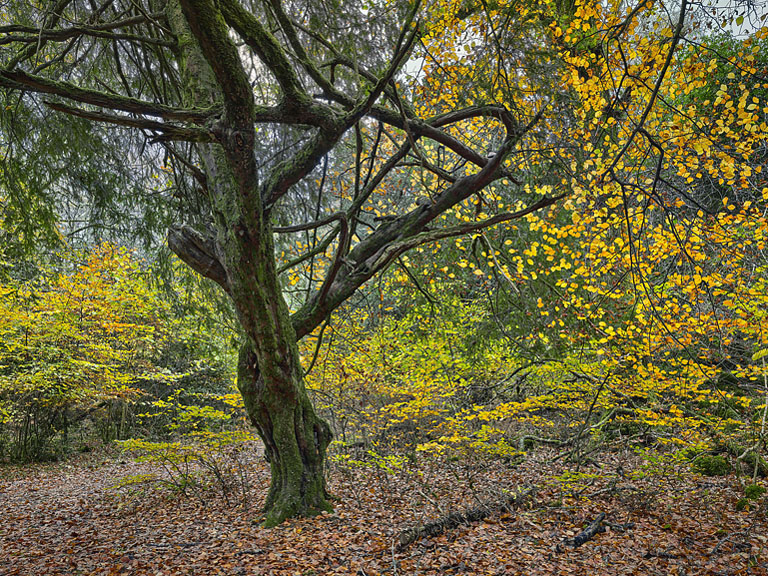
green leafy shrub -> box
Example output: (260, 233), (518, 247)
(118, 388), (255, 507)
(745, 484), (766, 500)
(692, 454), (731, 476)
(733, 483), (765, 512)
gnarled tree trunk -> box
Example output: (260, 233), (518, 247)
(237, 343), (332, 526)
(215, 201), (333, 525)
(166, 0), (334, 525)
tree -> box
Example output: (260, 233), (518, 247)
(1, 0), (762, 525)
(0, 244), (168, 461)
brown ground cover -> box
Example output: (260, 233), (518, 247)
(1, 447), (766, 575)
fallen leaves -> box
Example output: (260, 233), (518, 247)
(1, 447), (767, 575)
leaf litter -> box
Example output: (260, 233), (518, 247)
(1, 446), (767, 575)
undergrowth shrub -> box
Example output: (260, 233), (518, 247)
(692, 454), (731, 476)
(0, 245), (165, 462)
(0, 244), (235, 463)
(305, 290), (768, 480)
(304, 298), (528, 459)
(117, 387), (256, 507)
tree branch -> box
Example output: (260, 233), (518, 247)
(602, 0), (688, 179)
(359, 195), (564, 283)
(219, 0), (309, 105)
(44, 101), (214, 142)
(265, 0), (337, 97)
(263, 7), (418, 209)
(316, 213), (349, 307)
(0, 68), (216, 122)
(0, 15), (175, 47)
(5, 0), (76, 68)
(263, 128), (343, 209)
(167, 226), (230, 293)
(274, 211), (346, 233)
(290, 112), (549, 338)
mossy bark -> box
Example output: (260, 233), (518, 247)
(218, 200), (333, 525)
(220, 199), (333, 526)
(195, 96), (334, 528)
(238, 342), (332, 526)
(167, 0), (333, 525)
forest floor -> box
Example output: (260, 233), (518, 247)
(1, 444), (767, 576)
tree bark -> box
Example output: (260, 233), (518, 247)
(166, 0), (333, 525)
(237, 342), (332, 526)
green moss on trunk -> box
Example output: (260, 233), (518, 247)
(238, 343), (332, 526)
(168, 0), (332, 525)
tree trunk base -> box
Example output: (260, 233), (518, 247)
(262, 490), (333, 528)
(238, 342), (333, 526)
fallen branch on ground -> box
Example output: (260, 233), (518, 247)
(644, 548), (680, 559)
(397, 486), (535, 549)
(558, 512), (606, 550)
